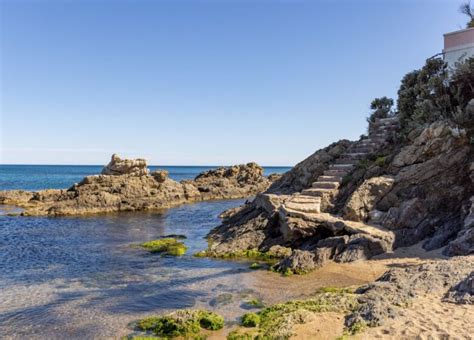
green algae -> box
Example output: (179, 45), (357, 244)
(245, 298), (264, 308)
(194, 249), (279, 265)
(226, 329), (257, 340)
(241, 312), (260, 327)
(135, 309), (223, 338)
(236, 291), (360, 339)
(249, 263), (262, 270)
(140, 238), (188, 256)
(198, 311), (224, 330)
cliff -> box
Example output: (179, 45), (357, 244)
(206, 118), (473, 270)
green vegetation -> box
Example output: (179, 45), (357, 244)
(341, 174), (352, 187)
(460, 1), (474, 28)
(235, 291), (360, 338)
(314, 287), (354, 294)
(198, 311), (225, 330)
(135, 309), (223, 338)
(374, 155), (388, 167)
(241, 312), (260, 327)
(245, 298), (264, 308)
(194, 248), (280, 264)
(367, 96), (394, 123)
(140, 238), (188, 256)
(249, 263), (262, 270)
(347, 320), (367, 335)
(226, 329), (256, 340)
(398, 57), (474, 135)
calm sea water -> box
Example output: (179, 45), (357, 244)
(0, 165), (291, 338)
(0, 165), (290, 191)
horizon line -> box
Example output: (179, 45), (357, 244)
(0, 163), (293, 168)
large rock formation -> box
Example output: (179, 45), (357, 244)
(0, 157), (272, 216)
(205, 119), (473, 272)
(101, 154), (149, 176)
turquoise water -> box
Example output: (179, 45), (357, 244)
(0, 165), (290, 191)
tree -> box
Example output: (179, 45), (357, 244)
(367, 97), (394, 122)
(459, 1), (474, 28)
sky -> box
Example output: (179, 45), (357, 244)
(0, 0), (469, 166)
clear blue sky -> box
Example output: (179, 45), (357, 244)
(0, 0), (468, 166)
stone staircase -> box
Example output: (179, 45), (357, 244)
(282, 116), (399, 215)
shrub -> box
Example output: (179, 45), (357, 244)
(241, 312), (261, 327)
(367, 97), (394, 123)
(397, 57), (474, 134)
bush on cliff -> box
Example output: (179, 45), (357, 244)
(367, 96), (394, 123)
(397, 57), (474, 134)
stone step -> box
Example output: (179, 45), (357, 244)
(312, 181), (339, 189)
(284, 195), (321, 214)
(288, 195), (321, 204)
(329, 163), (354, 170)
(334, 158), (358, 165)
(351, 147), (375, 154)
(301, 188), (337, 197)
(376, 117), (398, 123)
(323, 169), (349, 177)
(317, 175), (343, 182)
(377, 125), (399, 130)
(342, 153), (367, 160)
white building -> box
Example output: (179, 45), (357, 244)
(443, 27), (474, 67)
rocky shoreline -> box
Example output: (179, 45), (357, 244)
(202, 119), (473, 275)
(0, 155), (276, 216)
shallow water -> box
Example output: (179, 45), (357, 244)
(0, 199), (386, 339)
(0, 199), (247, 338)
(0, 165), (384, 339)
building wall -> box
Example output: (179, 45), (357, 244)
(443, 27), (474, 68)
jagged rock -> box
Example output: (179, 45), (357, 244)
(101, 154), (149, 176)
(255, 193), (288, 214)
(275, 250), (317, 274)
(444, 271), (474, 304)
(343, 176), (395, 222)
(445, 196), (474, 256)
(445, 227), (474, 256)
(380, 198), (427, 230)
(268, 245), (292, 258)
(151, 170), (168, 183)
(346, 257), (474, 328)
(189, 163), (270, 200)
(335, 234), (387, 263)
(392, 121), (467, 168)
(313, 236), (348, 265)
(0, 157), (273, 216)
(205, 121), (471, 269)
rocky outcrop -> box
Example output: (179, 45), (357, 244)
(343, 176), (395, 222)
(0, 157), (273, 216)
(346, 257), (474, 328)
(205, 119), (473, 272)
(443, 271), (474, 304)
(101, 154), (149, 176)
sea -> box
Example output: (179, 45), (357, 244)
(0, 164), (291, 191)
(0, 164), (294, 338)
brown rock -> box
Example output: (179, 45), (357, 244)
(343, 176), (395, 222)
